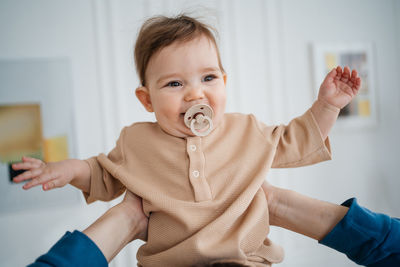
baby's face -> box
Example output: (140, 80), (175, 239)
(137, 35), (227, 138)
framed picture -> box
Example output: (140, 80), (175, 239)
(312, 43), (377, 129)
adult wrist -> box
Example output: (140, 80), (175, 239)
(115, 202), (148, 241)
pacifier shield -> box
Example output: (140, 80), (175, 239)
(184, 104), (214, 137)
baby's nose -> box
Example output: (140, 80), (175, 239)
(184, 85), (205, 101)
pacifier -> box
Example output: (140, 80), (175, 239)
(184, 104), (214, 137)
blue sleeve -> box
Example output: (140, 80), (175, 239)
(319, 198), (400, 267)
(27, 230), (108, 267)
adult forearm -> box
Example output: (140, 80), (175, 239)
(69, 159), (91, 193)
(83, 202), (144, 262)
(263, 183), (348, 241)
(310, 100), (340, 141)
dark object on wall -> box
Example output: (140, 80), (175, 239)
(8, 164), (24, 183)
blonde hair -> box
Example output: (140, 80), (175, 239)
(134, 14), (225, 86)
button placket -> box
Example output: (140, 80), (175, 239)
(186, 137), (212, 202)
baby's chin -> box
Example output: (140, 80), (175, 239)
(158, 124), (193, 138)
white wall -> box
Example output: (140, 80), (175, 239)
(269, 1), (400, 266)
(0, 0), (399, 266)
(0, 1), (121, 266)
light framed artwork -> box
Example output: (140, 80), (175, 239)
(312, 43), (377, 129)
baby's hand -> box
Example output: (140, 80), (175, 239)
(12, 156), (75, 191)
(318, 66), (361, 109)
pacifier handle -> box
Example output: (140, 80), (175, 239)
(190, 115), (213, 137)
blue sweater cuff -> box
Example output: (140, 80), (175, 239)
(319, 198), (400, 266)
(28, 230), (108, 267)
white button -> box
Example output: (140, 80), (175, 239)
(190, 145), (197, 151)
(192, 170), (200, 178)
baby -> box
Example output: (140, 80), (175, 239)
(13, 15), (361, 266)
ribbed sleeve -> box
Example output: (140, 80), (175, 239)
(253, 109), (331, 168)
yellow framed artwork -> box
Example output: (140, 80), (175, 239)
(0, 104), (44, 164)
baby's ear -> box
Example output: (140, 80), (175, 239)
(135, 86), (153, 112)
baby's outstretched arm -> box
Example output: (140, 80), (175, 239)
(12, 156), (91, 193)
(311, 66), (361, 140)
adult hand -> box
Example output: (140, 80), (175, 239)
(120, 190), (149, 241)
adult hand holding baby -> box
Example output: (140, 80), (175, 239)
(12, 156), (90, 192)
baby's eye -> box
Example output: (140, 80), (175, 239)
(203, 75), (216, 82)
(166, 81), (182, 87)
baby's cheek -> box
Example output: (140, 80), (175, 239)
(216, 92), (227, 110)
(161, 106), (179, 120)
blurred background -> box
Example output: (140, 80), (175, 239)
(0, 0), (399, 266)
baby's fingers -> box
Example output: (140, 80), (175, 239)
(12, 161), (41, 171)
(13, 169), (42, 183)
(43, 179), (63, 191)
(340, 66), (350, 82)
(356, 77), (362, 87)
(22, 173), (54, 190)
(334, 66), (343, 80)
(350, 69), (358, 80)
(352, 77), (362, 93)
(22, 156), (43, 163)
